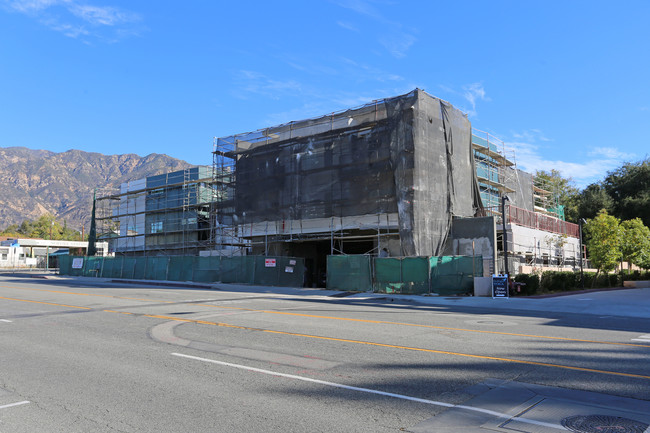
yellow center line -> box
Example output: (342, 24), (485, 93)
(103, 310), (135, 315)
(141, 313), (650, 381)
(194, 304), (650, 349)
(0, 284), (175, 304)
(3, 284), (649, 349)
(1, 292), (648, 381)
(0, 296), (92, 310)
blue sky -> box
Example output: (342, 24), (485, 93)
(1, 0), (648, 189)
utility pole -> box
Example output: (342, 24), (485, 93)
(579, 218), (586, 289)
(501, 195), (510, 277)
(46, 220), (54, 270)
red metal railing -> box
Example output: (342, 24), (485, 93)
(481, 205), (580, 238)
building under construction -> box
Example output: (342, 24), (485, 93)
(97, 89), (580, 283)
(96, 167), (215, 256)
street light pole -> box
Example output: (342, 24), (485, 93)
(501, 195), (510, 277)
(579, 218), (586, 289)
(46, 220), (53, 270)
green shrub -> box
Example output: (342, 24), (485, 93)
(539, 271), (578, 292)
(584, 272), (614, 288)
(622, 270), (650, 281)
(515, 270), (629, 295)
(539, 271), (554, 292)
(609, 273), (622, 287)
(514, 273), (539, 295)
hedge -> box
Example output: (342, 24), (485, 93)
(511, 269), (648, 295)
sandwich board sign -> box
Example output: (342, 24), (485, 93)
(492, 274), (509, 298)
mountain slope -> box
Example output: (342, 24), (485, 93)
(0, 147), (194, 231)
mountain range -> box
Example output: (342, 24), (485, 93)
(0, 147), (193, 232)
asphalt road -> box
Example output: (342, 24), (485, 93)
(1, 275), (650, 432)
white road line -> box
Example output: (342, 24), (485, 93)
(0, 319), (12, 322)
(171, 352), (567, 431)
(0, 401), (30, 410)
(632, 334), (650, 342)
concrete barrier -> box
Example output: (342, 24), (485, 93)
(474, 277), (493, 297)
(623, 280), (650, 288)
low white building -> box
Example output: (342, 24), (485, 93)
(0, 238), (109, 268)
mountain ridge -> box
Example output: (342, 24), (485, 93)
(0, 146), (195, 231)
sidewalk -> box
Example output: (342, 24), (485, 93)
(346, 287), (650, 319)
(39, 274), (650, 319)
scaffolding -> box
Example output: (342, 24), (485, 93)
(211, 136), (247, 255)
(209, 94), (410, 258)
(471, 129), (517, 213)
(95, 167), (217, 256)
(532, 175), (565, 220)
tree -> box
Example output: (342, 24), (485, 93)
(534, 170), (580, 222)
(603, 158), (650, 227)
(621, 218), (650, 271)
(584, 210), (623, 285)
(1, 215), (83, 241)
(576, 183), (614, 221)
(87, 192), (97, 256)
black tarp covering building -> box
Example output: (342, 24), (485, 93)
(225, 89), (483, 256)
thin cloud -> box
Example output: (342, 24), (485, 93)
(334, 0), (386, 23)
(334, 0), (417, 58)
(336, 20), (359, 32)
(263, 102), (334, 127)
(69, 4), (138, 26)
(505, 135), (635, 189)
(588, 147), (636, 160)
(437, 83), (489, 118)
(1, 0), (142, 41)
(234, 70), (303, 100)
(529, 128), (552, 142)
(379, 33), (417, 58)
(462, 83), (488, 117)
(3, 0), (60, 13)
(511, 129), (552, 144)
(339, 57), (404, 82)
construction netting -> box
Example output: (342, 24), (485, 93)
(58, 255), (305, 287)
(221, 89), (482, 257)
(326, 255), (372, 291)
(429, 256), (482, 295)
(374, 257), (430, 294)
(327, 254), (482, 295)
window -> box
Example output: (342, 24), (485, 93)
(151, 221), (163, 233)
(148, 188), (164, 197)
(1, 253), (7, 261)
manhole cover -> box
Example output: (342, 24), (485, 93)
(561, 415), (649, 433)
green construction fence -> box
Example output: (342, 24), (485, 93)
(58, 255), (305, 287)
(327, 255), (482, 295)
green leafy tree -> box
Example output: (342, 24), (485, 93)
(1, 214), (83, 241)
(584, 210), (623, 286)
(621, 218), (650, 271)
(576, 183), (614, 220)
(0, 224), (21, 237)
(534, 169), (580, 222)
(603, 158), (650, 227)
